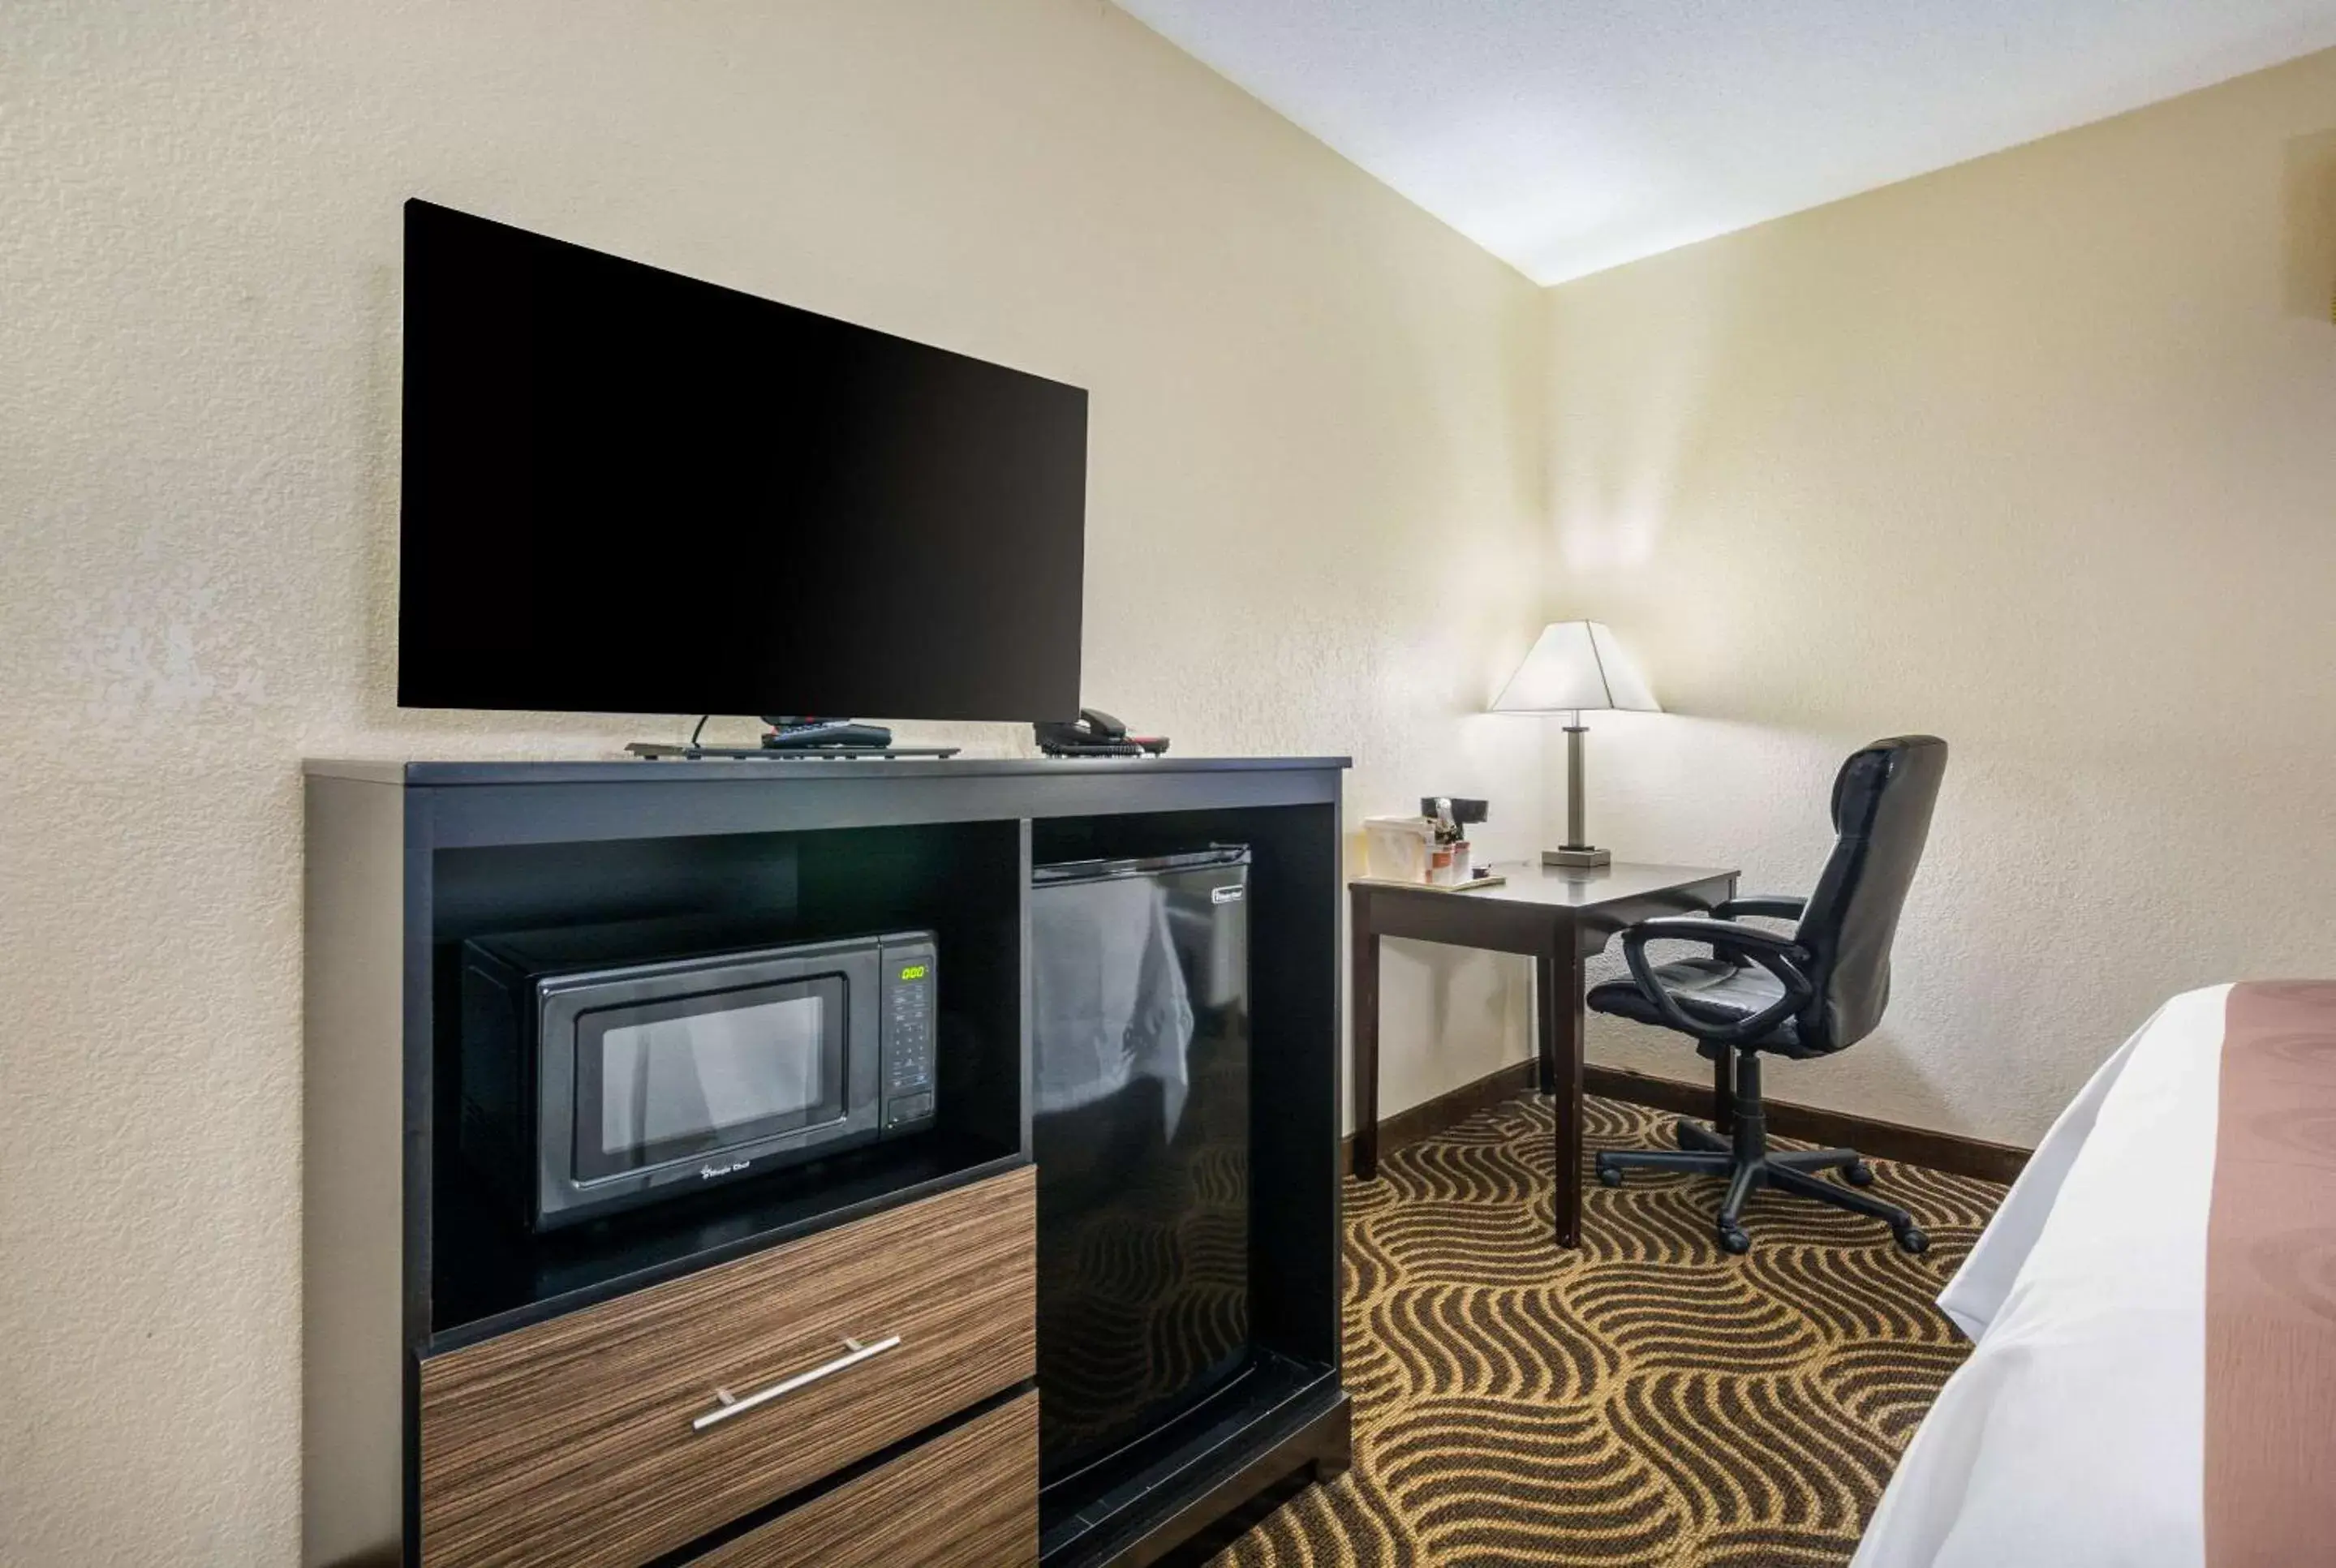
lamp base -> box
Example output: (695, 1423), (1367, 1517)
(1542, 845), (1612, 869)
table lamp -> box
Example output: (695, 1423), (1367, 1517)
(1491, 621), (1660, 867)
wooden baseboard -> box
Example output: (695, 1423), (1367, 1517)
(1340, 1060), (1538, 1177)
(1582, 1063), (2032, 1185)
(1343, 1059), (2031, 1186)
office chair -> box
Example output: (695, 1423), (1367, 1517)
(1590, 736), (1948, 1255)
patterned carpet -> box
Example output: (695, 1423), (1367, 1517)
(1210, 1093), (2006, 1567)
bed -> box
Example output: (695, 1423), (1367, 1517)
(1852, 981), (2336, 1568)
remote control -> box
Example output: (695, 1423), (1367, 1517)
(762, 718), (897, 750)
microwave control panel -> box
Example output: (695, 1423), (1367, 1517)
(880, 937), (940, 1133)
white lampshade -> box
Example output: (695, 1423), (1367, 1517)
(1490, 621), (1660, 715)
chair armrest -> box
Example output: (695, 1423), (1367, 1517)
(1618, 917), (1814, 1046)
(1628, 916), (1803, 953)
(1711, 894), (1806, 921)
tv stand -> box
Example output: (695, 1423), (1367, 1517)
(301, 754), (1349, 1568)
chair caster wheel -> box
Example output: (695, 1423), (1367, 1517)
(1843, 1160), (1875, 1188)
(1717, 1224), (1751, 1255)
(1597, 1165), (1624, 1188)
(1895, 1225), (1929, 1255)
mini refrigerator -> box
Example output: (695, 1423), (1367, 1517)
(1029, 846), (1253, 1495)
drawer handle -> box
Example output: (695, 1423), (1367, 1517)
(691, 1335), (903, 1433)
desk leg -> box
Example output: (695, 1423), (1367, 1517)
(1541, 939), (1587, 1248)
(1534, 949), (1558, 1097)
(1350, 896), (1380, 1181)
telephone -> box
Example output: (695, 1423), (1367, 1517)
(1033, 708), (1171, 758)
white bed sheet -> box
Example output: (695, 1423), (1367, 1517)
(1851, 984), (2231, 1568)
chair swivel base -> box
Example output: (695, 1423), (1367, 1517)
(1595, 1118), (1929, 1256)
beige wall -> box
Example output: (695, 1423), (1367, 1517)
(1546, 48), (2336, 1145)
(0, 2), (1546, 1557)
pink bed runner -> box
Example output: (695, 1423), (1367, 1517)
(2205, 982), (2336, 1567)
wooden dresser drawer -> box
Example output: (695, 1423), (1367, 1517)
(688, 1392), (1037, 1568)
(418, 1167), (1035, 1568)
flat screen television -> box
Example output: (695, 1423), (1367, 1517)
(398, 199), (1087, 721)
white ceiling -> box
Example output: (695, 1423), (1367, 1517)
(1112, 0), (2336, 283)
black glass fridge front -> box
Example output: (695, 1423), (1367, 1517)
(1030, 848), (1254, 1488)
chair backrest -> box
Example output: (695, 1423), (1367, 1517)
(1792, 737), (1948, 1053)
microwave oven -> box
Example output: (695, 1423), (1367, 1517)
(458, 921), (939, 1231)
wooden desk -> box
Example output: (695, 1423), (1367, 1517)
(1349, 861), (1737, 1247)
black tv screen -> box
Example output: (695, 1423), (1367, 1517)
(398, 200), (1087, 721)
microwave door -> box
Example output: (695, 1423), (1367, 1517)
(679, 1019), (822, 1140)
(574, 979), (848, 1187)
(625, 1004), (822, 1149)
(489, 932), (898, 1233)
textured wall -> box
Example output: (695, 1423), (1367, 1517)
(1545, 48), (2336, 1145)
(0, 2), (1546, 1557)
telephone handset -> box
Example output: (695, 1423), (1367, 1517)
(1034, 708), (1171, 758)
